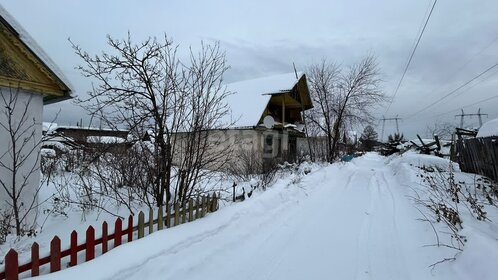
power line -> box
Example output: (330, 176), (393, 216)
(385, 0), (438, 114)
(406, 61), (498, 119)
(418, 34), (498, 101)
(432, 94), (498, 118)
(451, 66), (498, 99)
(380, 115), (402, 141)
(455, 108), (488, 128)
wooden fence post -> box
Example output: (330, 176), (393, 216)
(212, 193), (217, 212)
(127, 215), (133, 242)
(189, 199), (194, 222)
(166, 203), (171, 228)
(206, 194), (211, 213)
(149, 208), (154, 234)
(138, 211), (145, 239)
(158, 206), (164, 230)
(70, 230), (78, 266)
(31, 242), (39, 277)
(174, 203), (179, 226)
(196, 196), (201, 219)
(5, 249), (19, 280)
(114, 218), (122, 247)
(102, 221), (108, 254)
(86, 226), (95, 261)
(182, 201), (187, 224)
(217, 192), (221, 210)
(50, 236), (61, 273)
(201, 196), (207, 217)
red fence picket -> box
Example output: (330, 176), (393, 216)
(1, 193), (219, 280)
(31, 243), (39, 277)
(102, 222), (108, 254)
(70, 231), (78, 266)
(86, 226), (95, 261)
(5, 249), (18, 280)
(50, 236), (61, 273)
(114, 218), (122, 248)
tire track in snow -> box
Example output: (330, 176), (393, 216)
(378, 169), (411, 280)
(110, 182), (313, 280)
(354, 169), (376, 280)
(344, 170), (358, 190)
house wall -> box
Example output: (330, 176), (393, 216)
(172, 128), (296, 171)
(0, 87), (43, 227)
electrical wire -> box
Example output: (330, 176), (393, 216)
(417, 34), (498, 101)
(384, 0), (438, 114)
(406, 61), (498, 119)
(432, 94), (498, 118)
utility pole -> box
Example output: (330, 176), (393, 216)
(455, 108), (488, 128)
(380, 115), (402, 141)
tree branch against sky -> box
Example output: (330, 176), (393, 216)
(71, 34), (231, 205)
(306, 56), (387, 161)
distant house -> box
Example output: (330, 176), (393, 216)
(0, 6), (71, 224)
(172, 72), (313, 168)
(54, 125), (129, 144)
(42, 125), (130, 155)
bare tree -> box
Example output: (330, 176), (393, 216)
(0, 87), (42, 236)
(425, 121), (454, 140)
(306, 56), (386, 161)
(71, 34), (231, 206)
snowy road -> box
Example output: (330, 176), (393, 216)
(38, 153), (465, 280)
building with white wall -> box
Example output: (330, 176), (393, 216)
(0, 5), (71, 234)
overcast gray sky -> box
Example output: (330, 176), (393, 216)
(2, 0), (498, 139)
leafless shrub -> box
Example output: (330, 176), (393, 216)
(0, 211), (12, 244)
(0, 87), (42, 237)
(411, 163), (495, 267)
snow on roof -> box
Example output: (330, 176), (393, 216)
(477, 117), (498, 138)
(224, 72), (303, 128)
(56, 125), (129, 132)
(0, 4), (73, 91)
(42, 122), (58, 133)
(87, 136), (126, 144)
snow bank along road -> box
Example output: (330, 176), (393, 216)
(38, 154), (470, 280)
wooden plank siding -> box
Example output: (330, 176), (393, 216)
(455, 136), (498, 181)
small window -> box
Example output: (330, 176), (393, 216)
(264, 134), (273, 154)
(266, 135), (273, 146)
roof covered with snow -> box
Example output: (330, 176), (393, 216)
(224, 72), (303, 128)
(477, 117), (498, 138)
(56, 125), (129, 133)
(0, 4), (72, 102)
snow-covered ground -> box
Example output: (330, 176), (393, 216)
(18, 152), (498, 280)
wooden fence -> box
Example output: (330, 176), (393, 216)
(0, 194), (219, 280)
(454, 136), (498, 182)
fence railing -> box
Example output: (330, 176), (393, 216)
(454, 136), (498, 182)
(0, 193), (219, 280)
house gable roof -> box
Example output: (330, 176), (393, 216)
(0, 5), (71, 104)
(224, 72), (309, 128)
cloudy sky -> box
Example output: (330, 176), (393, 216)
(2, 0), (498, 139)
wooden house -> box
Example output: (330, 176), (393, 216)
(172, 72), (313, 170)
